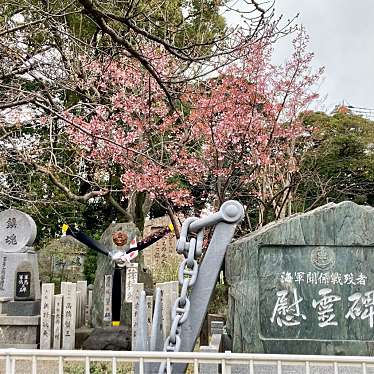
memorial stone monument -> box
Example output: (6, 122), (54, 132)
(226, 201), (374, 356)
(0, 209), (41, 348)
(91, 223), (153, 328)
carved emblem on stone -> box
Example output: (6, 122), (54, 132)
(311, 246), (335, 270)
(112, 231), (128, 247)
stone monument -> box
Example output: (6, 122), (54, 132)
(0, 209), (41, 348)
(226, 201), (374, 356)
(91, 222), (152, 329)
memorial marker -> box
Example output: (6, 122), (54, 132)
(77, 280), (87, 326)
(0, 209), (36, 253)
(62, 282), (77, 349)
(156, 281), (178, 338)
(103, 275), (112, 323)
(131, 282), (144, 349)
(146, 295), (153, 336)
(0, 209), (40, 300)
(75, 290), (81, 328)
(226, 201), (374, 355)
(86, 287), (93, 326)
(125, 263), (138, 302)
(53, 294), (63, 349)
(40, 283), (54, 349)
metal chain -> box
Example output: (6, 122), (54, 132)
(158, 217), (204, 374)
(158, 201), (244, 374)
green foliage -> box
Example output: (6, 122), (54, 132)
(83, 248), (98, 285)
(295, 111), (374, 210)
(64, 362), (131, 374)
(208, 282), (229, 315)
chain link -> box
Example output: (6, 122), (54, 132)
(157, 200), (244, 374)
(158, 217), (204, 374)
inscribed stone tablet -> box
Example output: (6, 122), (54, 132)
(125, 263), (138, 302)
(103, 275), (112, 322)
(40, 283), (54, 349)
(53, 294), (63, 349)
(259, 245), (374, 341)
(0, 209), (37, 253)
(131, 283), (144, 349)
(155, 281), (178, 338)
(62, 282), (77, 349)
(15, 272), (31, 298)
(226, 201), (374, 356)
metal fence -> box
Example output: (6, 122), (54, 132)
(1, 349), (374, 374)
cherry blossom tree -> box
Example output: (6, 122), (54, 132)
(2, 0), (296, 235)
(64, 28), (323, 232)
(184, 29), (324, 228)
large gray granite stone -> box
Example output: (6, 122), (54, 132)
(226, 201), (374, 355)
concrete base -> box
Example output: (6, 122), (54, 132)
(1, 300), (40, 316)
(0, 315), (40, 348)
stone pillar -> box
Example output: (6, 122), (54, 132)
(77, 280), (87, 326)
(53, 294), (63, 349)
(103, 274), (112, 324)
(61, 282), (77, 349)
(131, 283), (144, 350)
(125, 263), (138, 302)
(91, 223), (153, 328)
(146, 295), (153, 336)
(75, 290), (81, 328)
(40, 283), (54, 349)
(86, 286), (93, 327)
(156, 281), (178, 338)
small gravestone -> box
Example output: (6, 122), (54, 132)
(125, 263), (138, 303)
(146, 295), (153, 336)
(40, 283), (54, 349)
(53, 294), (63, 349)
(131, 282), (144, 350)
(155, 281), (178, 338)
(226, 201), (374, 356)
(77, 280), (87, 326)
(62, 282), (77, 349)
(86, 285), (93, 326)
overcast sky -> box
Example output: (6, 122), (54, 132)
(228, 1), (374, 113)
